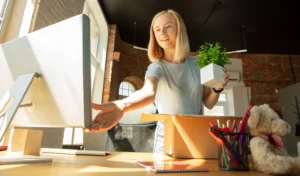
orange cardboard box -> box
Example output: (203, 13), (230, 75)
(141, 113), (242, 159)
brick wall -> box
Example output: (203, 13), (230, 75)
(31, 0), (85, 32)
(236, 54), (300, 111)
(102, 25), (150, 102)
(102, 25), (118, 102)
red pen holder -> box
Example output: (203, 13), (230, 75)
(211, 128), (249, 171)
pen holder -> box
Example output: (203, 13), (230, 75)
(211, 128), (249, 171)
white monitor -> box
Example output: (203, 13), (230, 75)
(0, 14), (92, 141)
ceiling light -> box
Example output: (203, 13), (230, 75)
(133, 46), (147, 51)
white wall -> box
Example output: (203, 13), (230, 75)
(233, 86), (249, 116)
(278, 82), (300, 156)
(225, 58), (244, 79)
(225, 58), (250, 117)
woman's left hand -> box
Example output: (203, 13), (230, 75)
(215, 67), (229, 90)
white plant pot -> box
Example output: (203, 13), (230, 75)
(200, 63), (224, 88)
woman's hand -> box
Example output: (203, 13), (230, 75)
(214, 67), (230, 90)
(202, 67), (230, 109)
(84, 101), (125, 132)
(83, 77), (158, 133)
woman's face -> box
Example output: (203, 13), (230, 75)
(153, 13), (177, 50)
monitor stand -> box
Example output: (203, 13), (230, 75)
(0, 72), (52, 164)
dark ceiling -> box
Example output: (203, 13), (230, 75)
(98, 0), (300, 54)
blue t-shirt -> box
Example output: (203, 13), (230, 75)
(145, 56), (203, 116)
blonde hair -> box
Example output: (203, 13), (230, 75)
(148, 10), (190, 63)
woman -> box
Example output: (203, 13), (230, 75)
(85, 9), (229, 153)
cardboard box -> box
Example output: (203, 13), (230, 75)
(141, 113), (242, 159)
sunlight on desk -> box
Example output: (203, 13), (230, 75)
(78, 165), (143, 173)
(0, 164), (27, 171)
(0, 152), (270, 175)
(107, 152), (167, 163)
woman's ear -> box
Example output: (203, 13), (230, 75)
(247, 106), (260, 129)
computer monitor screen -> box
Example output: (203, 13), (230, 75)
(0, 14), (92, 139)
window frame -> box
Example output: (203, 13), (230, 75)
(118, 81), (136, 97)
(0, 0), (10, 30)
(203, 92), (229, 116)
(0, 0), (13, 43)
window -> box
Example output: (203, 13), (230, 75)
(89, 13), (99, 89)
(90, 14), (99, 62)
(0, 0), (10, 31)
(63, 128), (83, 145)
(119, 81), (136, 96)
(204, 93), (229, 116)
(0, 0), (13, 43)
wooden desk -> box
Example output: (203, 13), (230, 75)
(0, 152), (271, 176)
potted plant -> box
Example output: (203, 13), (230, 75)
(195, 42), (231, 88)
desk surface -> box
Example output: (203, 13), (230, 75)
(0, 152), (271, 176)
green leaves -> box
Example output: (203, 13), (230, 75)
(195, 42), (231, 68)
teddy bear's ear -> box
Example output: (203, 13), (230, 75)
(247, 106), (260, 128)
(261, 104), (270, 110)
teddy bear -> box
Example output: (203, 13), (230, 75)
(247, 104), (300, 175)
